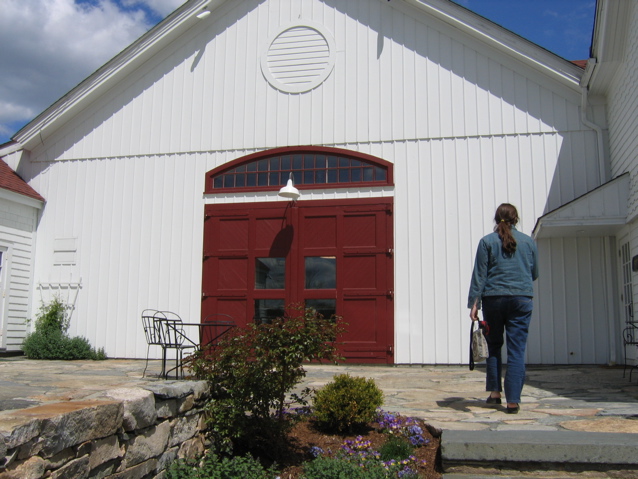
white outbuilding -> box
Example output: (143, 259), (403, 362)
(0, 0), (635, 366)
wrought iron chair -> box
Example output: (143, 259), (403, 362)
(141, 309), (164, 377)
(156, 311), (198, 379)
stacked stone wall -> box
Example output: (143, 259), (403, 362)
(0, 381), (209, 479)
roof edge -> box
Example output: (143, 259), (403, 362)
(533, 173), (629, 239)
(406, 0), (583, 88)
(14, 0), (217, 149)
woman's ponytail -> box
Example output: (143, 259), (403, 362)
(494, 203), (519, 254)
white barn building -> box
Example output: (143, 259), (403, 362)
(0, 0), (634, 365)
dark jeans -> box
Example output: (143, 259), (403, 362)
(482, 295), (533, 404)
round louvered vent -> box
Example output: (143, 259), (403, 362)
(261, 23), (336, 93)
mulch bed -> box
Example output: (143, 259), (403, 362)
(269, 417), (442, 478)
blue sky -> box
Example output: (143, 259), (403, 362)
(451, 0), (596, 61)
(0, 0), (596, 145)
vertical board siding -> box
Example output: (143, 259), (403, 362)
(32, 0), (581, 163)
(28, 155), (208, 358)
(19, 0), (604, 363)
(608, 3), (638, 217)
(605, 2), (638, 366)
(26, 130), (601, 361)
(530, 237), (610, 364)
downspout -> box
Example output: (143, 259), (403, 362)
(580, 57), (618, 364)
(579, 58), (607, 184)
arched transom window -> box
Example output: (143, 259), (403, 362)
(205, 147), (392, 194)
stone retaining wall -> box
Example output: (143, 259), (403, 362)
(0, 380), (210, 479)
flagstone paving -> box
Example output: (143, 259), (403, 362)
(2, 358), (638, 434)
(299, 364), (638, 434)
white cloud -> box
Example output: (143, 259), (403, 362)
(0, 0), (185, 143)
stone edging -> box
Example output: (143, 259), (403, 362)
(0, 380), (210, 478)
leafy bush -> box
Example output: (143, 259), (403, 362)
(190, 304), (346, 454)
(166, 451), (276, 479)
(312, 374), (384, 433)
(33, 296), (69, 333)
(22, 298), (106, 360)
(378, 435), (413, 462)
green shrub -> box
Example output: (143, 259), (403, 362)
(312, 374), (384, 433)
(32, 297), (69, 333)
(190, 304), (346, 454)
(22, 298), (106, 360)
(167, 451), (276, 479)
(378, 435), (414, 462)
(22, 330), (106, 360)
(302, 456), (389, 479)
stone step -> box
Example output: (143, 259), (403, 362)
(441, 429), (638, 477)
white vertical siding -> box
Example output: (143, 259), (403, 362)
(26, 154), (210, 358)
(603, 2), (638, 365)
(608, 3), (638, 217)
(530, 237), (610, 364)
(0, 199), (38, 350)
(19, 0), (603, 363)
(31, 0), (581, 163)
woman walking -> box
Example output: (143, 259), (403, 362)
(468, 204), (539, 414)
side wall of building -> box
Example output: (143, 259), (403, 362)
(16, 0), (605, 363)
(0, 193), (39, 350)
(604, 2), (638, 365)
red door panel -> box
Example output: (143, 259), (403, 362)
(202, 198), (394, 363)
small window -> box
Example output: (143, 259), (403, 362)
(206, 148), (392, 193)
(305, 257), (336, 289)
(255, 258), (285, 289)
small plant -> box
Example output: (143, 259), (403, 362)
(22, 297), (106, 360)
(32, 296), (69, 333)
(303, 434), (423, 479)
(312, 374), (384, 433)
(190, 304), (346, 454)
(376, 411), (429, 447)
(166, 450), (276, 479)
(378, 435), (413, 462)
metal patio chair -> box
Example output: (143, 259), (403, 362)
(141, 309), (164, 377)
(156, 311), (198, 379)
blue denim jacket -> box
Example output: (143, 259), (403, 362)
(467, 227), (539, 309)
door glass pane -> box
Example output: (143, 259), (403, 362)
(254, 299), (285, 323)
(305, 299), (336, 319)
(255, 258), (285, 289)
(305, 257), (336, 289)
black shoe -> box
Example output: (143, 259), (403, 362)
(506, 404), (520, 414)
(486, 396), (502, 405)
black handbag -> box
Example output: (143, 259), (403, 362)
(469, 320), (489, 371)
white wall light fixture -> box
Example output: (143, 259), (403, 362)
(278, 173), (300, 200)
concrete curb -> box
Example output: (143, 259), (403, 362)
(442, 429), (638, 467)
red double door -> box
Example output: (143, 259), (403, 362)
(202, 198), (394, 363)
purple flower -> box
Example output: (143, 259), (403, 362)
(309, 446), (324, 458)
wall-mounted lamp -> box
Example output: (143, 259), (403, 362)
(278, 173), (300, 201)
(196, 9), (211, 19)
